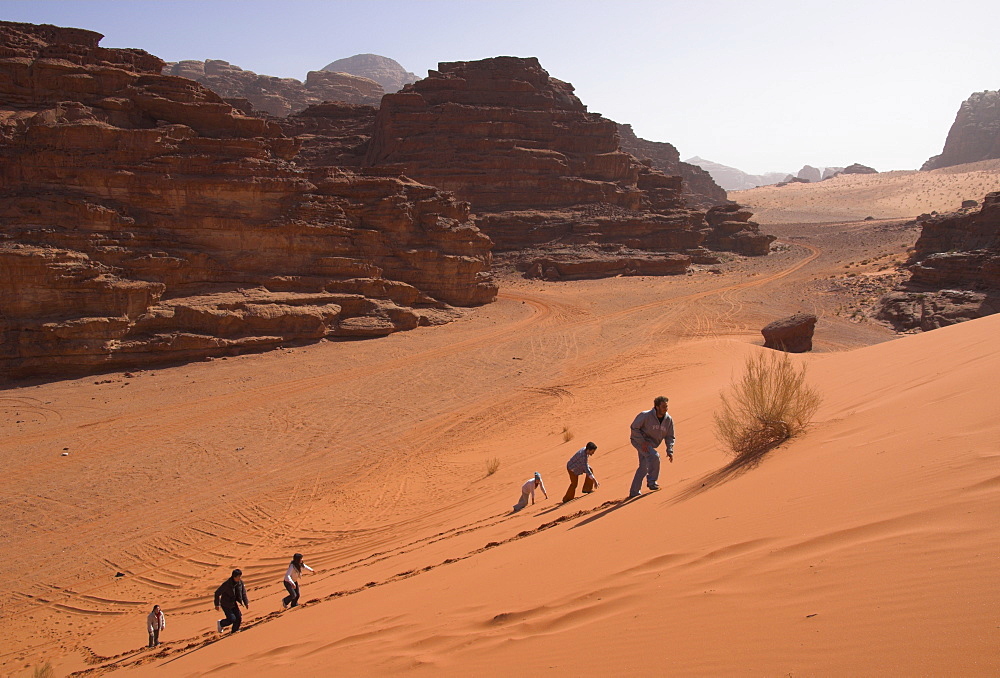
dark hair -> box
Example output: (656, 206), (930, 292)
(585, 441), (597, 450)
(653, 396), (669, 407)
(151, 604), (160, 613)
(291, 553), (303, 572)
(232, 568), (242, 578)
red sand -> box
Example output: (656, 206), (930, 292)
(2, 209), (997, 677)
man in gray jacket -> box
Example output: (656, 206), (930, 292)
(629, 396), (675, 498)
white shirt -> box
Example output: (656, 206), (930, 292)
(283, 562), (314, 585)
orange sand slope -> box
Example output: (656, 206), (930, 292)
(124, 314), (999, 677)
(734, 159), (1000, 223)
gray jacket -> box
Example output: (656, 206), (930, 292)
(630, 409), (675, 453)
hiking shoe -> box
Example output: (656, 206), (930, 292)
(216, 620), (223, 634)
(628, 492), (641, 499)
(648, 483), (660, 491)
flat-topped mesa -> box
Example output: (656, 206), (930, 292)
(876, 193), (1000, 331)
(363, 56), (772, 276)
(162, 60), (384, 116)
(0, 21), (496, 378)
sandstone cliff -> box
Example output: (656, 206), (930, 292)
(0, 21), (495, 377)
(363, 56), (773, 277)
(162, 59), (384, 116)
(616, 124), (728, 209)
(321, 53), (418, 94)
(922, 90), (1000, 171)
(877, 193), (1000, 330)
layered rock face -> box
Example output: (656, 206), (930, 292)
(922, 90), (1000, 171)
(0, 21), (495, 377)
(616, 124), (728, 208)
(277, 102), (378, 167)
(364, 57), (772, 276)
(877, 193), (1000, 330)
(322, 53), (418, 94)
(162, 59), (384, 116)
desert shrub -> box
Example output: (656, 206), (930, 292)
(714, 351), (821, 464)
(485, 456), (501, 477)
(561, 426), (574, 443)
(33, 664), (54, 678)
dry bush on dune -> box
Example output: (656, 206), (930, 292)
(485, 456), (501, 477)
(562, 426), (574, 443)
(32, 664), (54, 678)
(714, 351), (821, 465)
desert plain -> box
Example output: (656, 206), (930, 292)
(1, 164), (999, 677)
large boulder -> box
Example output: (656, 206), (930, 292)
(761, 313), (818, 352)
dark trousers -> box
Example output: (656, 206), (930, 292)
(220, 605), (242, 633)
(562, 469), (595, 502)
(147, 629), (159, 647)
(282, 581), (300, 608)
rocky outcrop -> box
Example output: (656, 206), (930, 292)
(685, 156), (788, 191)
(161, 59), (384, 116)
(841, 163), (877, 175)
(922, 90), (1000, 171)
(364, 56), (772, 273)
(0, 21), (495, 377)
(821, 166), (845, 180)
(761, 313), (817, 352)
(321, 54), (418, 94)
(510, 245), (690, 281)
(702, 204), (775, 256)
(796, 165), (821, 183)
(876, 192), (1000, 330)
(616, 124), (728, 208)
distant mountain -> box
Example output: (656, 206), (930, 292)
(322, 54), (418, 94)
(922, 90), (1000, 171)
(163, 59), (382, 116)
(617, 125), (728, 208)
(685, 157), (788, 191)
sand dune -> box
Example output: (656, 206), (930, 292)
(2, 217), (996, 677)
(733, 159), (1000, 223)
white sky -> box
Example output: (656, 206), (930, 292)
(3, 0), (997, 174)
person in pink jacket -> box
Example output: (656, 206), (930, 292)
(146, 604), (165, 648)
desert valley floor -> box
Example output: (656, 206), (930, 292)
(1, 192), (998, 675)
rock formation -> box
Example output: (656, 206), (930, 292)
(684, 156), (789, 191)
(321, 54), (418, 94)
(616, 124), (728, 208)
(162, 59), (383, 116)
(877, 193), (1000, 330)
(0, 21), (495, 377)
(821, 166), (845, 180)
(922, 90), (1000, 171)
(841, 163), (877, 175)
(796, 165), (822, 183)
(277, 102), (378, 168)
(363, 56), (773, 277)
(703, 204), (775, 256)
(761, 313), (817, 352)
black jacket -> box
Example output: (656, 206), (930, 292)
(214, 577), (248, 609)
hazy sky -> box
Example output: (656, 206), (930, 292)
(3, 0), (998, 174)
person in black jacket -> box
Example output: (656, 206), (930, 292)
(214, 568), (249, 634)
